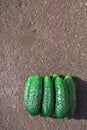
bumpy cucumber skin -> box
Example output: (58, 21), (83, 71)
(27, 75), (43, 116)
(42, 76), (54, 117)
(64, 75), (76, 118)
(54, 76), (68, 118)
(24, 75), (34, 111)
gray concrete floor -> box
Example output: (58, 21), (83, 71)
(0, 0), (87, 130)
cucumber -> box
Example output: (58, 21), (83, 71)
(52, 74), (58, 81)
(64, 75), (76, 118)
(24, 75), (34, 111)
(54, 76), (68, 118)
(42, 76), (54, 117)
(27, 74), (43, 115)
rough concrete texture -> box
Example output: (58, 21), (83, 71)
(0, 0), (87, 130)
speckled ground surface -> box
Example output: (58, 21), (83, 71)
(0, 0), (87, 130)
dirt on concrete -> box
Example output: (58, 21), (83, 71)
(0, 0), (87, 130)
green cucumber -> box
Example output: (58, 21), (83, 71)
(64, 75), (76, 118)
(24, 75), (34, 111)
(52, 74), (58, 81)
(54, 76), (68, 118)
(27, 74), (43, 115)
(42, 76), (54, 117)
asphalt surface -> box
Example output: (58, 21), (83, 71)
(0, 0), (87, 130)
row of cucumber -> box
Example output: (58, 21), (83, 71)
(24, 74), (77, 119)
